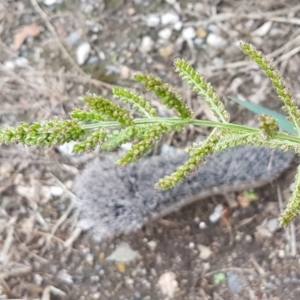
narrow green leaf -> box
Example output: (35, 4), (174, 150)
(228, 97), (296, 134)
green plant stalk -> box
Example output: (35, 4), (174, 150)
(81, 117), (300, 146)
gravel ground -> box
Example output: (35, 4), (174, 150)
(1, 0), (300, 299)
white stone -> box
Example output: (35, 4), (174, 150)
(165, 0), (176, 4)
(206, 33), (227, 48)
(57, 141), (76, 156)
(50, 186), (63, 197)
(215, 204), (224, 213)
(139, 36), (154, 53)
(278, 249), (285, 258)
(57, 269), (73, 284)
(158, 272), (178, 298)
(148, 240), (157, 251)
(146, 14), (160, 27)
(44, 0), (57, 6)
(267, 218), (279, 233)
(173, 21), (183, 31)
(188, 242), (195, 249)
(181, 27), (196, 40)
(158, 28), (172, 40)
(161, 12), (180, 25)
(199, 221), (207, 229)
(76, 42), (91, 65)
(209, 204), (224, 224)
(4, 60), (15, 69)
(15, 57), (28, 67)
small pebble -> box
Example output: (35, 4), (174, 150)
(125, 278), (134, 287)
(76, 42), (91, 65)
(57, 142), (75, 156)
(34, 274), (43, 285)
(158, 28), (172, 40)
(198, 244), (212, 260)
(189, 242), (195, 249)
(87, 56), (99, 65)
(15, 57), (29, 67)
(4, 60), (15, 69)
(92, 293), (101, 300)
(207, 24), (220, 34)
(278, 249), (285, 258)
(197, 28), (207, 38)
(209, 204), (224, 224)
(173, 21), (183, 31)
(146, 14), (160, 27)
(57, 269), (73, 284)
(90, 275), (100, 283)
(165, 0), (176, 4)
(181, 27), (196, 40)
(194, 38), (204, 46)
(206, 33), (227, 48)
(161, 12), (180, 25)
(148, 240), (157, 251)
(199, 221), (207, 229)
(50, 186), (63, 197)
(158, 272), (178, 298)
(44, 0), (60, 6)
(68, 31), (81, 45)
(267, 218), (279, 233)
(203, 262), (211, 272)
(139, 36), (154, 53)
(159, 43), (174, 58)
(245, 235), (253, 243)
(127, 7), (136, 15)
(227, 272), (241, 293)
(85, 253), (94, 266)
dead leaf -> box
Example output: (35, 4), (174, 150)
(251, 21), (273, 37)
(14, 24), (43, 50)
(116, 262), (126, 273)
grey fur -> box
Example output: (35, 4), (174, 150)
(74, 147), (294, 240)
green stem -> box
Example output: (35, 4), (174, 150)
(81, 117), (300, 145)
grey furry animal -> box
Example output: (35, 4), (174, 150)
(74, 146), (294, 241)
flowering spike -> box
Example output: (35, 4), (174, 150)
(259, 115), (279, 139)
(279, 164), (300, 227)
(155, 131), (220, 189)
(82, 93), (134, 126)
(134, 73), (193, 119)
(71, 109), (107, 122)
(113, 87), (157, 118)
(174, 58), (230, 123)
(0, 119), (85, 148)
(73, 129), (107, 153)
(240, 42), (300, 135)
(117, 123), (179, 165)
